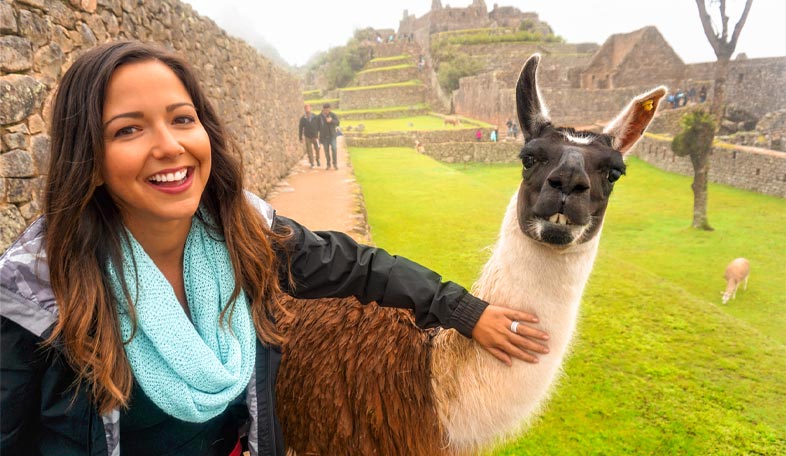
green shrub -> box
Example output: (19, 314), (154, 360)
(672, 110), (716, 157)
(437, 52), (483, 93)
(304, 28), (377, 90)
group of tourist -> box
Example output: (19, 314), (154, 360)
(298, 103), (341, 169)
(666, 85), (708, 108)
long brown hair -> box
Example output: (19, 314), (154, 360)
(45, 41), (288, 413)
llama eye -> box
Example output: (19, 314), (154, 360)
(522, 155), (536, 169)
(608, 168), (623, 183)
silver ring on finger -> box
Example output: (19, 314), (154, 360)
(510, 320), (519, 334)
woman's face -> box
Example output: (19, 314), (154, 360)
(101, 60), (211, 231)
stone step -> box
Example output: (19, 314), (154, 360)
(366, 55), (414, 69)
(335, 104), (430, 120)
(304, 97), (340, 109)
(338, 82), (425, 110)
(357, 64), (419, 86)
(344, 125), (497, 147)
(371, 42), (421, 58)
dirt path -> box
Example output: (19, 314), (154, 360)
(266, 137), (370, 244)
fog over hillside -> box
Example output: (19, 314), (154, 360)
(183, 0), (784, 68)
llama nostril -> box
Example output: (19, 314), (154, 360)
(548, 178), (561, 190)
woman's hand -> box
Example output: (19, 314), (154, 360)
(471, 305), (550, 366)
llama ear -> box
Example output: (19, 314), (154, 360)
(603, 86), (667, 154)
(516, 54), (551, 140)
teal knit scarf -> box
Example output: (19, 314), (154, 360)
(106, 215), (255, 423)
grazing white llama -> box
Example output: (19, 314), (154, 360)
(722, 257), (750, 304)
(275, 54), (666, 455)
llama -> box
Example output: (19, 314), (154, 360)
(722, 257), (750, 304)
(275, 54), (666, 455)
(444, 115), (461, 126)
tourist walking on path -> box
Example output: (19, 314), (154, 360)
(475, 129), (482, 142)
(0, 41), (549, 456)
(298, 103), (320, 168)
(317, 103), (340, 169)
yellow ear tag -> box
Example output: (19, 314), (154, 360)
(642, 99), (654, 111)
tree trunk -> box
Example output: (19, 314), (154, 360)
(710, 57), (730, 125)
(689, 150), (713, 230)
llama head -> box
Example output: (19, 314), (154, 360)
(515, 54), (666, 248)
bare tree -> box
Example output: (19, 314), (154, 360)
(688, 0), (753, 230)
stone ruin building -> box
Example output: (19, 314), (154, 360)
(395, 2), (785, 148)
(398, 0), (552, 50)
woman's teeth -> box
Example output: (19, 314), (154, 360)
(149, 169), (188, 183)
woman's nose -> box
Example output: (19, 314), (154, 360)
(151, 125), (185, 159)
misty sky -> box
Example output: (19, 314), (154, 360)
(181, 0), (785, 67)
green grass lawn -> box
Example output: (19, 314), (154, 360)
(343, 115), (492, 133)
(349, 146), (786, 455)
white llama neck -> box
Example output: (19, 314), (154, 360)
(431, 193), (602, 452)
(474, 194), (600, 333)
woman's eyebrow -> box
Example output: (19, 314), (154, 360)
(103, 103), (195, 129)
(167, 102), (195, 112)
(103, 111), (142, 129)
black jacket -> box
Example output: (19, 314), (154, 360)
(298, 113), (319, 140)
(0, 192), (486, 455)
(316, 112), (340, 143)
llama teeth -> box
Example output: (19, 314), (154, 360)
(548, 213), (572, 225)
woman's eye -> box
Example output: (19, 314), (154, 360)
(608, 168), (624, 183)
(522, 155), (536, 169)
(173, 116), (195, 125)
(114, 126), (138, 137)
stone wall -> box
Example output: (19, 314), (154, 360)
(357, 65), (417, 86)
(0, 0), (303, 250)
(338, 106), (430, 120)
(684, 57), (786, 118)
(419, 140), (520, 164)
(345, 127), (495, 148)
(371, 41), (420, 59)
(367, 56), (411, 69)
(445, 42), (597, 84)
(454, 71), (655, 129)
(634, 135), (786, 198)
(339, 83), (425, 109)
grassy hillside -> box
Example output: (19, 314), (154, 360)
(349, 146), (786, 455)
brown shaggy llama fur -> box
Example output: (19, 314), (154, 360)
(275, 296), (448, 456)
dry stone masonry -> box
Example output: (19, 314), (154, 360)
(0, 0), (303, 251)
(634, 135), (786, 198)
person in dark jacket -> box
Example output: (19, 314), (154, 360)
(316, 103), (340, 169)
(297, 104), (320, 168)
(0, 41), (550, 456)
